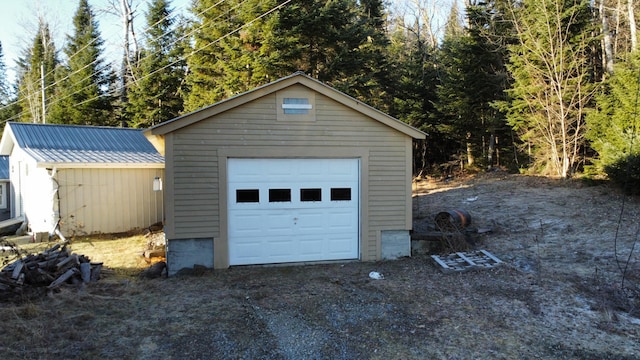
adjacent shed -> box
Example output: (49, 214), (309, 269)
(0, 122), (165, 237)
(146, 72), (426, 275)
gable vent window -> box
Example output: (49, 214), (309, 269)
(276, 88), (316, 122)
(283, 98), (312, 114)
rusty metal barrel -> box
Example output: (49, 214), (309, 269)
(434, 209), (472, 229)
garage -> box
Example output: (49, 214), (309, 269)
(145, 72), (426, 274)
(228, 158), (359, 265)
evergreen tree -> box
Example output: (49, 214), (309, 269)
(184, 0), (393, 111)
(337, 0), (392, 111)
(0, 42), (19, 124)
(387, 16), (442, 171)
(435, 3), (474, 168)
(127, 0), (185, 127)
(184, 0), (279, 110)
(503, 0), (597, 177)
(277, 0), (390, 103)
(435, 1), (512, 170)
(48, 0), (113, 126)
(586, 52), (640, 172)
(15, 19), (58, 123)
(0, 43), (10, 106)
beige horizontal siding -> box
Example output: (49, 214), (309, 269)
(166, 88), (412, 261)
(57, 168), (163, 235)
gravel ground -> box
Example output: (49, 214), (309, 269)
(1, 173), (639, 359)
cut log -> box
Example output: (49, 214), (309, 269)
(44, 243), (61, 254)
(0, 275), (20, 286)
(90, 263), (103, 282)
(1, 242), (104, 292)
(80, 262), (91, 283)
(46, 249), (68, 261)
(40, 268), (56, 281)
(36, 258), (59, 270)
(144, 249), (166, 259)
(56, 254), (78, 271)
(11, 261), (23, 280)
(141, 261), (166, 278)
(48, 268), (78, 289)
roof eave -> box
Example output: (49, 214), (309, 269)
(299, 80), (427, 140)
(0, 123), (16, 155)
(35, 162), (165, 169)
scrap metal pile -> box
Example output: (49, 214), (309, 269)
(434, 209), (474, 252)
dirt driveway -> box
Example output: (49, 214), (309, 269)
(2, 173), (639, 359)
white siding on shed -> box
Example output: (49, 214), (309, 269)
(9, 150), (58, 233)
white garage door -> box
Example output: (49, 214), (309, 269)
(228, 158), (359, 265)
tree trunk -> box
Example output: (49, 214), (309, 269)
(601, 0), (615, 74)
(487, 133), (496, 169)
(630, 0), (637, 50)
(120, 0), (137, 127)
(466, 132), (474, 167)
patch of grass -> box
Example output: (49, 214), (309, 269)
(68, 235), (150, 276)
(12, 241), (55, 256)
(12, 234), (151, 277)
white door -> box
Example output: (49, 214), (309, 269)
(228, 158), (359, 265)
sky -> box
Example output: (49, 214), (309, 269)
(0, 0), (191, 83)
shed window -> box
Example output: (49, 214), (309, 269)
(331, 188), (351, 201)
(269, 189), (291, 202)
(236, 189), (259, 203)
(0, 183), (6, 209)
(300, 188), (322, 202)
(283, 98), (311, 114)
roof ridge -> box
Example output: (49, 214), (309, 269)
(8, 122), (143, 131)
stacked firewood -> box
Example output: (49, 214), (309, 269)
(0, 243), (103, 292)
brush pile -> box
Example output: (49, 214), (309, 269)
(0, 242), (102, 294)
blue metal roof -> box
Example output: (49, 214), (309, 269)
(0, 156), (8, 179)
(6, 122), (164, 166)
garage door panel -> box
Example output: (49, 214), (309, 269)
(327, 212), (358, 231)
(296, 210), (328, 231)
(297, 223), (325, 232)
(265, 213), (296, 232)
(228, 158), (359, 265)
(230, 242), (263, 263)
(268, 240), (298, 257)
(229, 213), (263, 233)
(298, 237), (323, 255)
(327, 164), (358, 180)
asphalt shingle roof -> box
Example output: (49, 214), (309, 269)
(7, 122), (164, 165)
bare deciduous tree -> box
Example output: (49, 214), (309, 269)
(391, 0), (456, 48)
(628, 0), (637, 49)
(505, 0), (596, 178)
(600, 0), (615, 74)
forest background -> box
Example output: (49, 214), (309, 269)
(0, 0), (639, 184)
